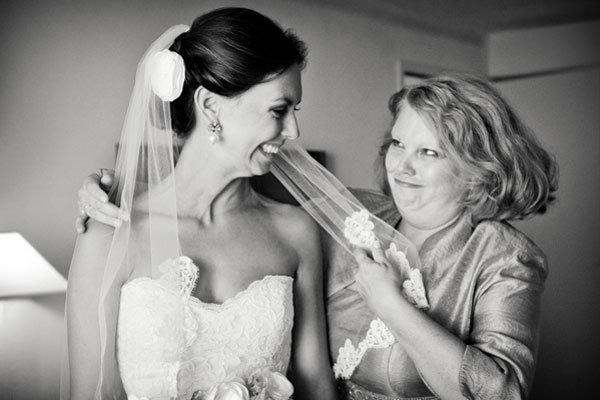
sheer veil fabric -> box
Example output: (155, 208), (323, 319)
(271, 141), (420, 269)
(62, 24), (418, 400)
(61, 25), (189, 400)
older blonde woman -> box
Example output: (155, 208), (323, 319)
(327, 74), (557, 399)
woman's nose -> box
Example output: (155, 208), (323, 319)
(399, 157), (416, 175)
(282, 113), (300, 140)
(390, 152), (415, 176)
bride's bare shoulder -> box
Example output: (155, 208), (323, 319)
(264, 200), (320, 249)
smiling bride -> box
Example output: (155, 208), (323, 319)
(63, 8), (336, 400)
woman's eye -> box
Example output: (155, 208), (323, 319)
(390, 139), (403, 148)
(421, 148), (440, 158)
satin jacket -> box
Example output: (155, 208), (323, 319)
(324, 189), (548, 399)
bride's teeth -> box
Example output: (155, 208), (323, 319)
(261, 144), (280, 154)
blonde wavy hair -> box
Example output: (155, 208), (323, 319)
(377, 73), (558, 224)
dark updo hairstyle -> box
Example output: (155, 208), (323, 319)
(168, 7), (307, 137)
(377, 73), (559, 224)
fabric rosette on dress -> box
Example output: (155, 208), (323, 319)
(247, 370), (294, 400)
(193, 369), (293, 400)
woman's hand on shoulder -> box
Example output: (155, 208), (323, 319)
(76, 168), (125, 233)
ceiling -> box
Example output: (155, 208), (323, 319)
(300, 0), (600, 42)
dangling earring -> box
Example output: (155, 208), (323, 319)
(208, 121), (222, 144)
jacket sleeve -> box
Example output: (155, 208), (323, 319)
(459, 243), (548, 400)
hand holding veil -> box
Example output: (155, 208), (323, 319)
(271, 142), (427, 309)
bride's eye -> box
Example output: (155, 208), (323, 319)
(271, 108), (287, 119)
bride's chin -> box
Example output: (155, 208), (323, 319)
(248, 157), (273, 176)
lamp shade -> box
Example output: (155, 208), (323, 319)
(0, 232), (67, 297)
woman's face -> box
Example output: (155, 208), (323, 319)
(385, 104), (464, 229)
(217, 64), (302, 176)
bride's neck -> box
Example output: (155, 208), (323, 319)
(133, 133), (259, 224)
(174, 153), (256, 223)
(144, 132), (255, 222)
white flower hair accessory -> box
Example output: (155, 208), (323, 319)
(149, 49), (186, 101)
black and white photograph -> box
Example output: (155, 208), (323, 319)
(1, 1), (599, 399)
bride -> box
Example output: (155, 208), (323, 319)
(64, 8), (336, 400)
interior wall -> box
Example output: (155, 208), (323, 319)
(488, 19), (600, 77)
(489, 23), (600, 398)
(0, 0), (485, 277)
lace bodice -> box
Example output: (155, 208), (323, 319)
(117, 257), (294, 400)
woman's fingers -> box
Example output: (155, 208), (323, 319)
(75, 214), (89, 234)
(371, 241), (389, 265)
(352, 241), (389, 267)
(99, 168), (115, 189)
(84, 173), (109, 204)
(76, 168), (125, 232)
(94, 198), (123, 220)
(85, 204), (124, 228)
(351, 246), (371, 263)
(75, 200), (124, 232)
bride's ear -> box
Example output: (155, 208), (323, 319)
(193, 86), (220, 123)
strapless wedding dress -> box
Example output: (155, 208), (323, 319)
(117, 256), (294, 400)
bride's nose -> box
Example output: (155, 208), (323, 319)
(282, 113), (300, 140)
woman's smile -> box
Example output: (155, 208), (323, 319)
(392, 177), (422, 189)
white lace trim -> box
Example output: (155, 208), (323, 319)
(385, 243), (429, 309)
(334, 211), (431, 380)
(344, 210), (377, 248)
(332, 318), (395, 380)
(120, 257), (294, 398)
(158, 256), (198, 298)
(343, 211), (430, 309)
(158, 256), (199, 347)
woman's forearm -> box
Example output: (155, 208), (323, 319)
(380, 296), (467, 400)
